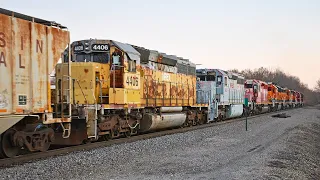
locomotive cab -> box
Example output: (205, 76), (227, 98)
(61, 40), (141, 106)
(54, 39), (142, 143)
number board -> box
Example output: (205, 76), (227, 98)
(92, 44), (109, 51)
(124, 74), (140, 89)
(74, 45), (84, 52)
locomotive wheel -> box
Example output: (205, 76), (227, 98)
(101, 134), (111, 141)
(192, 120), (197, 126)
(197, 117), (203, 125)
(39, 141), (50, 152)
(0, 129), (20, 158)
(39, 134), (50, 152)
(124, 130), (131, 137)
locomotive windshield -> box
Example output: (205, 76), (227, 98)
(245, 84), (253, 88)
(74, 52), (110, 63)
(196, 75), (215, 81)
(67, 41), (111, 63)
(196, 70), (216, 81)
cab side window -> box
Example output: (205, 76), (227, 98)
(217, 76), (222, 85)
(112, 55), (120, 66)
(112, 52), (122, 70)
(128, 60), (136, 72)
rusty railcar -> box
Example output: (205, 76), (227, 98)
(0, 8), (70, 157)
(53, 39), (208, 144)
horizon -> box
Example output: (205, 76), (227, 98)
(1, 0), (319, 89)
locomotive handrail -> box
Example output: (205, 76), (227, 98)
(75, 79), (88, 104)
(90, 81), (97, 104)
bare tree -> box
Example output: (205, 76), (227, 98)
(228, 67), (320, 105)
(315, 79), (320, 92)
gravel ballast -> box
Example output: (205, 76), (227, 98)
(0, 107), (320, 180)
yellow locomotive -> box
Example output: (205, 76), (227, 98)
(53, 39), (207, 145)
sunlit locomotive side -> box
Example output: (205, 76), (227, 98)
(291, 90), (298, 108)
(276, 85), (287, 110)
(196, 69), (245, 121)
(284, 88), (293, 108)
(296, 92), (304, 107)
(267, 82), (278, 111)
(244, 80), (270, 114)
(53, 39), (208, 145)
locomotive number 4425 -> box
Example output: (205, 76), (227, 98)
(126, 76), (139, 87)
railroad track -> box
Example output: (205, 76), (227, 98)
(0, 108), (301, 168)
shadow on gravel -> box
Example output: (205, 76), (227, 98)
(263, 123), (320, 179)
(271, 113), (291, 118)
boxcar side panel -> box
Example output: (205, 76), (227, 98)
(0, 13), (69, 116)
(0, 14), (12, 114)
(31, 23), (48, 113)
(12, 17), (32, 114)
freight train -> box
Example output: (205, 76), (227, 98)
(0, 8), (304, 158)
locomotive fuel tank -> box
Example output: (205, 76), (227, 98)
(140, 113), (186, 132)
(260, 106), (269, 113)
(277, 105), (282, 110)
(226, 104), (243, 118)
(159, 107), (183, 113)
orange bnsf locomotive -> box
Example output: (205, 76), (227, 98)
(244, 80), (304, 115)
(0, 8), (304, 158)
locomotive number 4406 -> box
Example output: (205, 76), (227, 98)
(126, 76), (139, 87)
(92, 44), (109, 51)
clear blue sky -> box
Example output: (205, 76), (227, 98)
(1, 0), (320, 88)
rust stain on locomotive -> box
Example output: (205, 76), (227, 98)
(141, 65), (196, 107)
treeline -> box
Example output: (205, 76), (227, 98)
(229, 67), (320, 105)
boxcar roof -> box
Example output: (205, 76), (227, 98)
(0, 8), (67, 29)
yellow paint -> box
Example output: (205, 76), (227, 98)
(126, 89), (141, 103)
(56, 62), (110, 105)
(140, 67), (196, 107)
(108, 88), (141, 105)
(54, 42), (198, 109)
(56, 61), (197, 108)
(109, 88), (126, 104)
